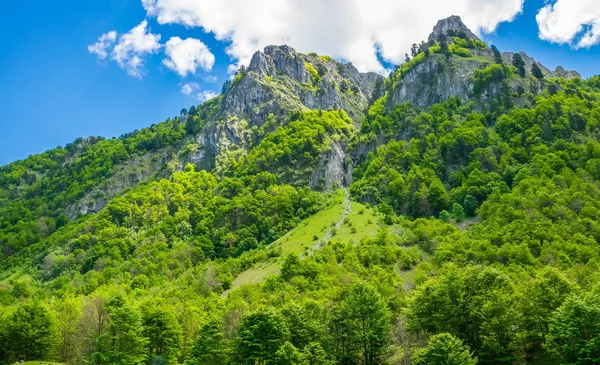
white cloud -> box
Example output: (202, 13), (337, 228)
(203, 75), (218, 83)
(181, 82), (200, 95)
(163, 37), (215, 77)
(89, 20), (161, 78)
(112, 20), (162, 78)
(142, 0), (524, 73)
(198, 90), (219, 102)
(536, 0), (600, 49)
(180, 82), (219, 102)
(88, 31), (117, 59)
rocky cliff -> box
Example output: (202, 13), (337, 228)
(501, 51), (581, 79)
(388, 16), (580, 111)
(219, 45), (383, 125)
(187, 45), (384, 189)
(185, 16), (585, 191)
(428, 15), (480, 43)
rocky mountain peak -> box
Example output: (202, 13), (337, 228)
(553, 66), (582, 79)
(221, 45), (383, 125)
(198, 44), (384, 185)
(248, 45), (311, 83)
(428, 15), (480, 42)
(501, 51), (581, 79)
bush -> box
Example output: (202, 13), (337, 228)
(449, 43), (474, 57)
(305, 62), (321, 87)
(473, 64), (507, 94)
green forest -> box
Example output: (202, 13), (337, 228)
(3, 30), (600, 365)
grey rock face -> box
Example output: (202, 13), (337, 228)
(261, 45), (312, 83)
(218, 45), (384, 125)
(66, 150), (172, 219)
(428, 15), (480, 42)
(191, 45), (386, 187)
(389, 55), (486, 108)
(189, 123), (220, 171)
(553, 65), (582, 79)
(388, 17), (582, 111)
(309, 142), (347, 190)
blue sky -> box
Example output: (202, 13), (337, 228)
(0, 0), (598, 166)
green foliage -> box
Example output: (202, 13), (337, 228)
(230, 66), (248, 89)
(450, 36), (486, 51)
(54, 296), (81, 363)
(547, 293), (600, 365)
(317, 55), (334, 63)
(275, 342), (303, 365)
(409, 266), (517, 364)
(472, 64), (507, 94)
(512, 53), (526, 78)
(234, 308), (290, 364)
(188, 318), (229, 365)
(339, 79), (349, 93)
(449, 43), (474, 58)
(4, 301), (55, 362)
(491, 45), (503, 64)
(463, 195), (478, 217)
(142, 306), (182, 364)
(301, 342), (330, 365)
(0, 99), (226, 269)
(451, 203), (465, 222)
(281, 254), (303, 281)
(329, 283), (390, 364)
(236, 110), (353, 188)
(413, 333), (477, 365)
(531, 63), (544, 79)
(98, 298), (148, 365)
(305, 62), (321, 87)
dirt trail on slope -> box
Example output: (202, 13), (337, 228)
(309, 188), (351, 252)
(222, 189), (351, 297)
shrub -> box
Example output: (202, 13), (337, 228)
(449, 43), (474, 58)
(304, 62), (321, 87)
(473, 64), (507, 94)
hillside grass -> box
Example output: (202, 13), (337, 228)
(456, 55), (493, 63)
(334, 201), (380, 243)
(228, 190), (381, 291)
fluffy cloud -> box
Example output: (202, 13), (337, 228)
(112, 20), (162, 77)
(203, 75), (218, 83)
(180, 82), (200, 95)
(88, 20), (161, 78)
(163, 37), (215, 77)
(536, 0), (600, 49)
(142, 0), (524, 73)
(88, 31), (117, 60)
(180, 82), (219, 101)
(197, 90), (219, 102)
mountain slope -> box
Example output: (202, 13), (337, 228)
(2, 15), (600, 365)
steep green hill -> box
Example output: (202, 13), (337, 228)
(1, 15), (600, 365)
(227, 189), (385, 292)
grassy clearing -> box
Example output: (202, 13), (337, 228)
(270, 189), (348, 258)
(228, 190), (383, 291)
(333, 201), (380, 243)
(23, 362), (66, 365)
(229, 190), (347, 290)
(458, 55), (492, 63)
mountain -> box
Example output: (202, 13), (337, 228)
(1, 15), (600, 365)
